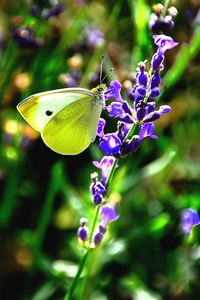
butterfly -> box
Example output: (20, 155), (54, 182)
(17, 83), (106, 155)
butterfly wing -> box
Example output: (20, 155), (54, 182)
(41, 95), (102, 154)
(17, 88), (103, 155)
(17, 88), (95, 132)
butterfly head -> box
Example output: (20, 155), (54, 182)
(91, 83), (106, 94)
(91, 83), (106, 107)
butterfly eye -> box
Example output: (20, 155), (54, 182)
(45, 110), (53, 116)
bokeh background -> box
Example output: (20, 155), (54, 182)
(0, 0), (200, 299)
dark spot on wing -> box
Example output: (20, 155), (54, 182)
(45, 110), (53, 116)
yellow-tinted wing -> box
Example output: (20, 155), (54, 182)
(41, 96), (102, 155)
(17, 88), (95, 132)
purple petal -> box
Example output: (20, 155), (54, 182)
(99, 133), (122, 156)
(104, 80), (122, 102)
(143, 105), (171, 122)
(97, 118), (106, 138)
(150, 71), (161, 89)
(158, 105), (171, 114)
(93, 156), (117, 184)
(107, 101), (133, 123)
(143, 111), (160, 122)
(107, 102), (126, 118)
(100, 204), (119, 226)
(181, 208), (200, 236)
(147, 102), (156, 114)
(149, 87), (160, 98)
(77, 227), (88, 242)
(139, 122), (158, 140)
(137, 71), (148, 86)
(85, 28), (105, 48)
(93, 232), (104, 245)
(153, 34), (178, 53)
(151, 52), (164, 71)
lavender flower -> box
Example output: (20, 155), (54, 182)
(85, 28), (105, 48)
(28, 1), (64, 20)
(78, 34), (178, 249)
(96, 34), (177, 160)
(93, 206), (119, 246)
(149, 4), (178, 34)
(153, 34), (179, 53)
(77, 217), (89, 242)
(42, 4), (64, 19)
(12, 26), (43, 49)
(181, 209), (200, 236)
(97, 118), (106, 138)
(93, 156), (118, 185)
(90, 172), (106, 205)
(100, 205), (119, 226)
(93, 232), (104, 245)
(99, 133), (122, 157)
(104, 80), (123, 102)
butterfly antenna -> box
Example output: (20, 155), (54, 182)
(101, 67), (113, 83)
(99, 55), (104, 84)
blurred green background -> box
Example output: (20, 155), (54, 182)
(0, 0), (200, 299)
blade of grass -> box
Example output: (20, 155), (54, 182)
(33, 160), (65, 254)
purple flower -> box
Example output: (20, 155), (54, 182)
(121, 135), (141, 156)
(77, 217), (89, 242)
(136, 106), (147, 121)
(105, 80), (123, 102)
(137, 70), (148, 86)
(93, 156), (118, 184)
(150, 71), (161, 89)
(181, 209), (200, 236)
(78, 29), (179, 249)
(149, 87), (160, 98)
(139, 122), (158, 140)
(143, 105), (171, 122)
(107, 101), (133, 123)
(77, 227), (88, 242)
(93, 224), (107, 246)
(97, 118), (106, 138)
(149, 7), (177, 34)
(107, 102), (125, 118)
(153, 34), (178, 53)
(136, 85), (147, 97)
(93, 232), (104, 245)
(85, 28), (105, 48)
(90, 180), (106, 205)
(12, 26), (43, 49)
(42, 4), (64, 19)
(99, 133), (122, 156)
(100, 204), (119, 227)
(151, 52), (164, 71)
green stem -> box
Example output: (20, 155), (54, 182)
(105, 158), (119, 189)
(89, 206), (101, 244)
(124, 124), (137, 142)
(0, 162), (22, 228)
(163, 0), (171, 16)
(34, 162), (63, 254)
(64, 250), (89, 300)
(0, 42), (18, 105)
(63, 206), (101, 299)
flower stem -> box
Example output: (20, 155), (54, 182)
(63, 250), (89, 300)
(105, 158), (119, 189)
(63, 206), (100, 299)
(124, 124), (137, 142)
(89, 205), (101, 244)
(163, 0), (171, 16)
